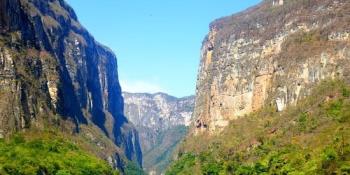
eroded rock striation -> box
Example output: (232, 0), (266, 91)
(123, 92), (194, 174)
(0, 0), (142, 171)
(194, 0), (350, 134)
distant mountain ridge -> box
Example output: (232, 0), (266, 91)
(123, 92), (194, 128)
(123, 92), (195, 174)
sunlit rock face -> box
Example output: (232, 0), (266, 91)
(193, 0), (350, 134)
(272, 0), (284, 6)
(124, 92), (194, 130)
(0, 0), (142, 171)
(123, 92), (195, 174)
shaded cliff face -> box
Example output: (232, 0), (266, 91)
(194, 0), (350, 134)
(123, 92), (194, 174)
(0, 0), (142, 170)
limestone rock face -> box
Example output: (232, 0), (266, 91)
(123, 92), (194, 174)
(0, 0), (142, 171)
(123, 92), (194, 131)
(194, 0), (350, 134)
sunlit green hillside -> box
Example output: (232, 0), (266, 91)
(167, 80), (350, 175)
(0, 131), (119, 175)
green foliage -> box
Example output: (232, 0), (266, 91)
(199, 152), (223, 175)
(294, 31), (327, 44)
(342, 86), (350, 98)
(167, 80), (350, 175)
(297, 112), (308, 132)
(325, 98), (350, 123)
(326, 100), (343, 119)
(0, 133), (119, 175)
(124, 161), (145, 175)
(166, 153), (196, 175)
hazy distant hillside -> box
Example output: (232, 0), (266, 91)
(123, 92), (195, 174)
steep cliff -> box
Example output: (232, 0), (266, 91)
(123, 92), (194, 174)
(194, 0), (350, 134)
(167, 1), (350, 173)
(0, 0), (142, 171)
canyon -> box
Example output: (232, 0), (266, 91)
(0, 0), (349, 174)
(123, 92), (194, 175)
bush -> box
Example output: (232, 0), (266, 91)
(166, 80), (350, 175)
(0, 133), (118, 175)
(166, 153), (196, 175)
(234, 166), (255, 175)
(201, 162), (223, 175)
(325, 98), (350, 122)
(297, 112), (308, 132)
(342, 86), (350, 97)
(124, 161), (145, 175)
(321, 147), (338, 174)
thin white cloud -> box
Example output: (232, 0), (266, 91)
(120, 80), (166, 94)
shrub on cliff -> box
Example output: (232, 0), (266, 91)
(166, 80), (350, 174)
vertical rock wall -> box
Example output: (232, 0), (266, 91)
(0, 0), (142, 170)
(193, 0), (350, 134)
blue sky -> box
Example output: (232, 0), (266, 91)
(66, 0), (261, 97)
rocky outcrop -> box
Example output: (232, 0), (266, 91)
(123, 92), (194, 174)
(194, 0), (350, 134)
(0, 0), (142, 171)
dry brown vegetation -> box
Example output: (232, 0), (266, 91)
(168, 80), (350, 174)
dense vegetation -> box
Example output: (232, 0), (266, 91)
(0, 131), (119, 175)
(167, 80), (350, 174)
(124, 161), (146, 175)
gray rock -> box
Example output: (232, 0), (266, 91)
(123, 92), (194, 174)
(193, 0), (350, 134)
(0, 0), (142, 171)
